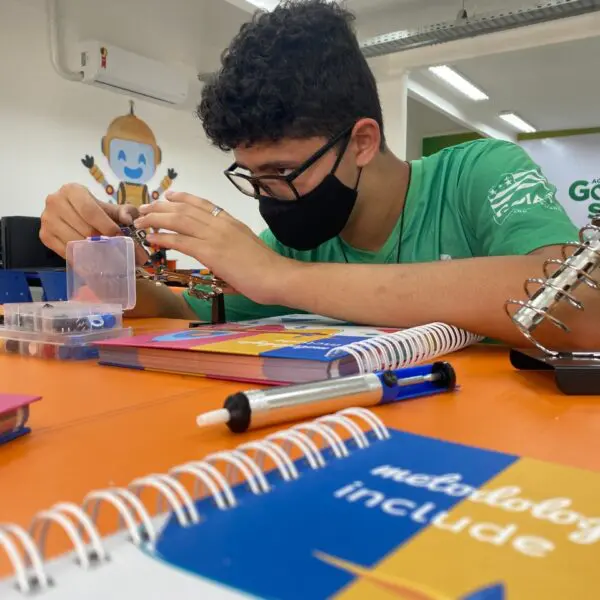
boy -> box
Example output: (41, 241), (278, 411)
(40, 0), (597, 349)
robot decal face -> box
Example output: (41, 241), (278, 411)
(81, 100), (178, 209)
(109, 139), (156, 184)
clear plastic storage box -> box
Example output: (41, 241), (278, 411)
(0, 235), (136, 360)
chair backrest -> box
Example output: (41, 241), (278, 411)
(0, 271), (32, 303)
(0, 216), (65, 270)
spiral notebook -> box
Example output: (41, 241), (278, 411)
(95, 314), (483, 384)
(1, 407), (599, 599)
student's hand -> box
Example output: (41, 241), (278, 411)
(40, 183), (148, 265)
(134, 192), (293, 306)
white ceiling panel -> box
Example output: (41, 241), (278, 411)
(411, 34), (600, 133)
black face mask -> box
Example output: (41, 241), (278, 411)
(258, 168), (362, 251)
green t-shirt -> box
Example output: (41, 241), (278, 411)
(184, 138), (579, 321)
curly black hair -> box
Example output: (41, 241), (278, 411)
(197, 0), (385, 151)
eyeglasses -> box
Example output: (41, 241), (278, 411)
(224, 124), (354, 202)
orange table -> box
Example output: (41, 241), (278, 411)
(2, 318), (600, 534)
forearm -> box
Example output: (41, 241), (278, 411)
(278, 252), (600, 350)
(124, 280), (197, 319)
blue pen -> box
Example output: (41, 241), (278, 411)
(196, 362), (456, 433)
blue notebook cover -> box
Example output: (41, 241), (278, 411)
(150, 426), (600, 599)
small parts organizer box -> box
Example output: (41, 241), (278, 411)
(0, 236), (136, 360)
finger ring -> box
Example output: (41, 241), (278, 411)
(211, 206), (223, 217)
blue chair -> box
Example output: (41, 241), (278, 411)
(0, 271), (32, 303)
(38, 271), (68, 302)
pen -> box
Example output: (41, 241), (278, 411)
(196, 361), (456, 433)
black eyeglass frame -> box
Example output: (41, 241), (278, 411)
(223, 123), (355, 201)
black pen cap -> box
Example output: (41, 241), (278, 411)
(223, 392), (252, 433)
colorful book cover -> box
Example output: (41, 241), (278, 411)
(151, 428), (600, 599)
(96, 314), (400, 363)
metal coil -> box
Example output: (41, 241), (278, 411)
(505, 219), (600, 356)
(325, 322), (482, 374)
(0, 408), (388, 595)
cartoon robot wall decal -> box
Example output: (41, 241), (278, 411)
(81, 100), (178, 208)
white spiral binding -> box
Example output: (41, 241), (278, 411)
(236, 441), (299, 481)
(169, 462), (237, 509)
(316, 414), (370, 449)
(0, 524), (51, 593)
(326, 321), (483, 374)
(292, 423), (349, 459)
(0, 408), (389, 595)
(266, 430), (327, 469)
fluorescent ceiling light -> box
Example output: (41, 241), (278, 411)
(428, 65), (489, 101)
(498, 111), (537, 133)
(242, 0), (280, 9)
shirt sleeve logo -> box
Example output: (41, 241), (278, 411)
(487, 169), (560, 225)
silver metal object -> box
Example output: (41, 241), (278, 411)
(243, 373), (385, 430)
(122, 223), (232, 322)
(210, 206), (223, 217)
(197, 370), (443, 431)
(359, 0), (600, 58)
(135, 265), (227, 301)
(505, 218), (600, 356)
(122, 223), (228, 300)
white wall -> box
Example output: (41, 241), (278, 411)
(0, 0), (265, 269)
(405, 97), (472, 161)
(406, 101), (424, 162)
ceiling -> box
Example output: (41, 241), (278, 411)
(235, 0), (423, 13)
(28, 0), (600, 137)
(409, 33), (600, 135)
(28, 0), (249, 74)
(355, 0), (542, 39)
(357, 0), (600, 136)
(349, 0), (420, 11)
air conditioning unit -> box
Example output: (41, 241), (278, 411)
(78, 41), (189, 106)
